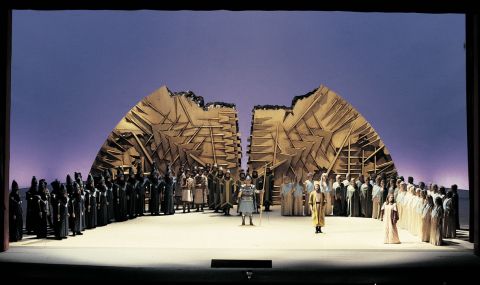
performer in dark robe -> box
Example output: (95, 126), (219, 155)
(163, 165), (175, 215)
(347, 177), (360, 217)
(126, 168), (137, 219)
(96, 175), (109, 227)
(66, 174), (74, 197)
(263, 167), (274, 212)
(50, 180), (61, 237)
(221, 170), (235, 216)
(214, 167), (224, 212)
(149, 168), (161, 215)
(36, 181), (49, 238)
(59, 184), (70, 239)
(358, 175), (367, 217)
(252, 170), (262, 214)
(332, 175), (343, 216)
(9, 180), (23, 242)
(41, 179), (53, 230)
(26, 176), (39, 234)
(85, 174), (98, 229)
(443, 191), (456, 238)
(342, 174), (350, 217)
(430, 196), (444, 246)
(74, 172), (86, 231)
(69, 182), (83, 235)
(104, 169), (114, 223)
(194, 168), (206, 212)
(113, 168), (128, 221)
(208, 164), (218, 210)
(451, 184), (460, 230)
(175, 165), (186, 211)
(366, 176), (373, 218)
(135, 165), (147, 216)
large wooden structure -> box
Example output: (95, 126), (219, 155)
(248, 85), (396, 204)
(90, 86), (242, 176)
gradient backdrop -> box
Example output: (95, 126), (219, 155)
(10, 11), (467, 189)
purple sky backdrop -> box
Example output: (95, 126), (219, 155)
(10, 11), (467, 189)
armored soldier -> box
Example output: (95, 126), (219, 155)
(238, 175), (261, 226)
(182, 169), (194, 213)
(194, 167), (206, 212)
(235, 170), (246, 215)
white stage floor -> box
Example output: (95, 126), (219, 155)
(1, 206), (473, 270)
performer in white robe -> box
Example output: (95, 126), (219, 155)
(381, 194), (400, 244)
(430, 196), (444, 246)
(304, 173), (314, 216)
(372, 176), (382, 219)
(443, 191), (456, 238)
(281, 176), (294, 216)
(421, 195), (434, 242)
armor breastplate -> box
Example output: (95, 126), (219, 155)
(241, 185), (255, 200)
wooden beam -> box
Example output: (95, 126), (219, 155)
(132, 132), (153, 165)
(273, 122), (279, 165)
(287, 92), (323, 132)
(178, 96), (195, 126)
(326, 122), (356, 176)
(209, 126), (217, 164)
(364, 145), (385, 162)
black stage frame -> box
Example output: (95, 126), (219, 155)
(1, 1), (479, 283)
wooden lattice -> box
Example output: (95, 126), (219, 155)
(90, 86), (242, 176)
(91, 84), (396, 205)
(247, 85), (396, 204)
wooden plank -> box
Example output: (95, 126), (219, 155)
(326, 122), (356, 176)
(287, 92), (323, 132)
(209, 127), (217, 165)
(132, 132), (153, 165)
(364, 145), (385, 162)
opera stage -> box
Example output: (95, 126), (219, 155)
(1, 206), (479, 284)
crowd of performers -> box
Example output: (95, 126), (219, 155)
(8, 162), (275, 242)
(281, 172), (460, 245)
(9, 161), (460, 246)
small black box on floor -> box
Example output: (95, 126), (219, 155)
(211, 259), (272, 268)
